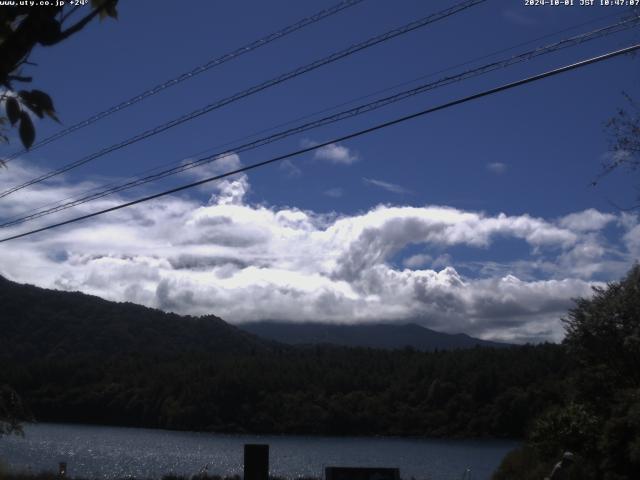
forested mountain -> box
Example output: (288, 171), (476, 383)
(241, 321), (510, 351)
(0, 275), (569, 439)
(0, 275), (267, 358)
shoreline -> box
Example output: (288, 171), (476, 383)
(14, 420), (523, 443)
(1, 423), (517, 480)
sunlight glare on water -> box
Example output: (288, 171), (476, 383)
(0, 423), (518, 480)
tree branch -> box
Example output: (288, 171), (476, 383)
(57, 1), (115, 42)
(8, 75), (32, 83)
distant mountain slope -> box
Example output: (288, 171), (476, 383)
(240, 321), (511, 351)
(0, 276), (568, 439)
(0, 275), (267, 360)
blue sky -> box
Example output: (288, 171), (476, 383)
(1, 0), (639, 342)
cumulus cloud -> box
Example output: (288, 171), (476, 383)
(559, 209), (616, 231)
(363, 177), (411, 194)
(403, 253), (453, 270)
(314, 143), (358, 165)
(622, 217), (640, 258)
(403, 254), (432, 269)
(180, 153), (249, 205)
(0, 160), (637, 343)
(181, 153), (243, 180)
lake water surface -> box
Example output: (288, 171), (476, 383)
(0, 423), (518, 480)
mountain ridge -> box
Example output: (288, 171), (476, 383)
(240, 320), (512, 351)
(0, 275), (565, 438)
(0, 275), (510, 358)
(0, 275), (268, 359)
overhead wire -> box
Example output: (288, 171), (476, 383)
(0, 0), (487, 199)
(3, 0), (366, 161)
(1, 15), (637, 229)
(0, 42), (637, 244)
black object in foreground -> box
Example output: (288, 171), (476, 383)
(325, 467), (400, 480)
(244, 444), (269, 480)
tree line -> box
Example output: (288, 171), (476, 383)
(0, 340), (568, 439)
(2, 266), (639, 478)
(493, 265), (640, 480)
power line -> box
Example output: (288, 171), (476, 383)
(3, 0), (366, 161)
(1, 43), (636, 244)
(131, 8), (632, 164)
(23, 4), (625, 218)
(1, 15), (636, 229)
(0, 0), (487, 199)
(2, 18), (636, 228)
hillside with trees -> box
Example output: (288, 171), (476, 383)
(3, 265), (639, 478)
(0, 275), (267, 358)
(493, 265), (640, 479)
(0, 275), (568, 439)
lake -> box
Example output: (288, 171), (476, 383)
(0, 423), (518, 480)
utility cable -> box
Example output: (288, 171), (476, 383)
(2, 0), (366, 161)
(0, 42), (636, 244)
(0, 0), (487, 198)
(1, 16), (636, 229)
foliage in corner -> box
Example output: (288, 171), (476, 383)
(564, 264), (640, 389)
(605, 93), (640, 176)
(0, 0), (118, 153)
(493, 264), (640, 480)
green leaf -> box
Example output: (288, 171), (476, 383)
(106, 4), (118, 19)
(6, 97), (20, 125)
(27, 104), (44, 118)
(16, 90), (59, 123)
(18, 90), (44, 118)
(91, 0), (118, 20)
(45, 109), (61, 124)
(18, 111), (35, 149)
(18, 90), (32, 102)
(28, 90), (55, 112)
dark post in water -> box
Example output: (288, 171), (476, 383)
(244, 444), (269, 480)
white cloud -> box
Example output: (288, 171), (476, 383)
(181, 153), (243, 179)
(559, 209), (615, 231)
(623, 221), (640, 258)
(314, 143), (358, 165)
(432, 253), (452, 269)
(402, 253), (450, 270)
(403, 254), (432, 269)
(486, 162), (507, 174)
(363, 177), (411, 194)
(181, 153), (249, 205)
(279, 159), (302, 177)
(0, 160), (637, 343)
